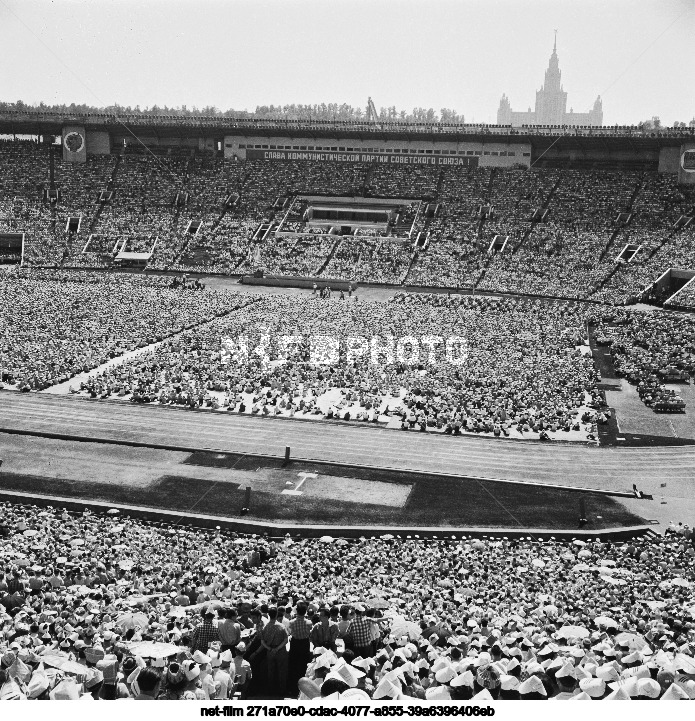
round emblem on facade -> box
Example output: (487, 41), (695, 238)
(681, 150), (695, 172)
(63, 132), (85, 153)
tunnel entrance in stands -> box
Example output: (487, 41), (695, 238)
(642, 268), (695, 306)
(0, 233), (24, 264)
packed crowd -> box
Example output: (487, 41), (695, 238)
(1, 501), (694, 701)
(4, 139), (695, 305)
(0, 142), (116, 267)
(591, 307), (694, 411)
(478, 170), (694, 301)
(0, 269), (254, 390)
(667, 280), (695, 309)
(68, 292), (605, 441)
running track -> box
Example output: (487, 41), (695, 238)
(2, 393), (694, 496)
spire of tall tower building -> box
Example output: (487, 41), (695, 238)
(544, 37), (561, 90)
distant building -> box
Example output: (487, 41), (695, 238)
(497, 37), (603, 127)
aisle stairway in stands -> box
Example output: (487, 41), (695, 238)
(61, 154), (121, 267)
(89, 154), (122, 236)
(472, 169), (500, 288)
(315, 236), (343, 276)
(402, 182), (443, 285)
(598, 174), (643, 263)
(173, 167), (249, 270)
(591, 212), (694, 299)
(513, 172), (563, 253)
(360, 162), (377, 197)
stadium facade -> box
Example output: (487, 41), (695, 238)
(0, 109), (694, 182)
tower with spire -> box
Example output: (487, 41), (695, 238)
(497, 34), (603, 127)
(533, 32), (568, 125)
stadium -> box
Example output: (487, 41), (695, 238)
(1, 2), (695, 706)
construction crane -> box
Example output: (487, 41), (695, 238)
(366, 97), (379, 123)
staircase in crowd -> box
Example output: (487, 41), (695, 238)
(314, 237), (343, 276)
(231, 248), (252, 272)
(212, 190), (241, 231)
(89, 154), (122, 235)
(476, 169), (497, 238)
(401, 174), (443, 284)
(434, 169), (446, 200)
(471, 171), (501, 288)
(474, 259), (491, 290)
(172, 189), (189, 227)
(513, 172), (562, 254)
(58, 155), (123, 267)
(252, 222), (273, 241)
(645, 222), (692, 262)
(360, 162), (378, 197)
(598, 227), (626, 264)
(401, 248), (419, 285)
(598, 175), (643, 263)
(403, 211), (435, 284)
(591, 263), (621, 295)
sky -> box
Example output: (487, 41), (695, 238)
(0, 0), (693, 125)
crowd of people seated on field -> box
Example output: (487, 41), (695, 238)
(591, 307), (694, 410)
(69, 292), (604, 442)
(0, 501), (694, 700)
(0, 269), (253, 391)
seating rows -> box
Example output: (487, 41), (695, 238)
(3, 141), (695, 304)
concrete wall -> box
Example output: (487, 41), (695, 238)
(198, 137), (216, 152)
(86, 130), (111, 155)
(224, 135), (531, 167)
(658, 146), (680, 173)
(537, 145), (660, 166)
(110, 134), (215, 150)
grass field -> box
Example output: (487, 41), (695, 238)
(0, 449), (646, 530)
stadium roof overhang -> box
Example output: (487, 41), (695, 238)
(0, 114), (690, 153)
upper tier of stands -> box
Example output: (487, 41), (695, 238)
(2, 140), (694, 304)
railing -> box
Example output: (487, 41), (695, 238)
(0, 109), (694, 138)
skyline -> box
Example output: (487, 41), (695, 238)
(0, 0), (693, 125)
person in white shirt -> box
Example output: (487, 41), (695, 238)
(208, 652), (233, 699)
(231, 643), (253, 698)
